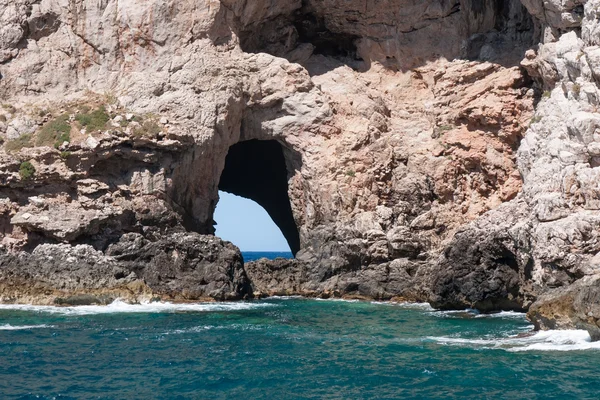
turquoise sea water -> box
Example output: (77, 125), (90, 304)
(242, 251), (293, 262)
(1, 254), (600, 398)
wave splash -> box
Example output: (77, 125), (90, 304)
(0, 324), (53, 330)
(428, 329), (600, 352)
(431, 309), (527, 319)
(0, 300), (276, 315)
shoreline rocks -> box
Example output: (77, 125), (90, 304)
(0, 233), (250, 305)
(0, 0), (599, 336)
(528, 275), (600, 341)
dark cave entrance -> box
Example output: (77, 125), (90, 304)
(217, 140), (301, 256)
(236, 8), (361, 63)
(294, 12), (360, 59)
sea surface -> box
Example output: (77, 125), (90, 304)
(242, 251), (293, 262)
(1, 253), (599, 399)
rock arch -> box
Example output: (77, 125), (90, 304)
(217, 139), (301, 256)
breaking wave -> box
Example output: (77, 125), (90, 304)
(427, 329), (600, 352)
(0, 299), (276, 315)
(373, 301), (435, 311)
(0, 324), (53, 330)
(431, 309), (527, 319)
(314, 298), (361, 303)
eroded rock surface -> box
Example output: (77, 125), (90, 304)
(0, 233), (248, 305)
(0, 0), (598, 336)
(433, 0), (600, 338)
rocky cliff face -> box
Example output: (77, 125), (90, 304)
(433, 0), (600, 335)
(0, 0), (597, 334)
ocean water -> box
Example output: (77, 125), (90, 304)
(242, 251), (293, 262)
(1, 299), (600, 398)
(1, 252), (600, 399)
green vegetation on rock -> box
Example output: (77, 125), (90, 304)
(19, 161), (35, 180)
(103, 92), (118, 105)
(36, 114), (71, 148)
(5, 134), (33, 153)
(75, 106), (110, 133)
(529, 115), (542, 126)
(132, 120), (162, 139)
(431, 124), (454, 139)
(2, 104), (16, 114)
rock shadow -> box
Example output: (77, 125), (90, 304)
(223, 0), (539, 77)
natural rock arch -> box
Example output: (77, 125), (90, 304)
(217, 139), (301, 256)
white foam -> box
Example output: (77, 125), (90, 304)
(508, 330), (600, 352)
(0, 299), (276, 315)
(266, 295), (305, 300)
(314, 298), (361, 303)
(166, 325), (217, 335)
(427, 329), (600, 352)
(370, 301), (435, 311)
(475, 311), (527, 319)
(313, 298), (435, 310)
(431, 309), (526, 319)
(395, 302), (435, 311)
(0, 324), (53, 330)
(165, 323), (267, 335)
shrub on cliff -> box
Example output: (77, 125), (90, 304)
(75, 106), (110, 132)
(132, 120), (162, 139)
(19, 161), (35, 180)
(2, 104), (16, 114)
(36, 114), (71, 148)
(5, 134), (33, 152)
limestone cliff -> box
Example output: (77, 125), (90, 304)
(0, 0), (596, 335)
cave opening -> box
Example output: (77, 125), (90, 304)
(294, 12), (360, 59)
(463, 0), (537, 65)
(217, 139), (301, 256)
(235, 8), (361, 64)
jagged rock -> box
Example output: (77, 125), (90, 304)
(0, 233), (248, 304)
(0, 0), (597, 337)
(0, 0), (536, 308)
(429, 200), (532, 311)
(528, 275), (600, 341)
(0, 243), (144, 305)
(106, 233), (249, 301)
(246, 253), (425, 301)
(11, 203), (123, 242)
(433, 0), (600, 329)
(245, 257), (311, 297)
